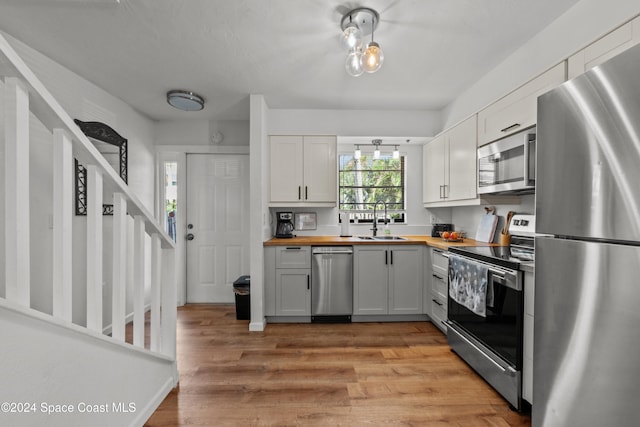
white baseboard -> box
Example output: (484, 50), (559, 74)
(129, 374), (177, 427)
(249, 319), (265, 331)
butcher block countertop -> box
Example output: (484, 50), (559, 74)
(264, 235), (500, 250)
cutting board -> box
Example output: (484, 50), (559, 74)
(475, 214), (498, 243)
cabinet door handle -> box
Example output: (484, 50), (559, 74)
(432, 298), (443, 307)
(500, 123), (521, 133)
(385, 250), (388, 265)
(305, 186), (308, 200)
(298, 186), (301, 200)
(432, 274), (443, 280)
(307, 275), (310, 290)
(285, 247), (301, 250)
(390, 250), (393, 265)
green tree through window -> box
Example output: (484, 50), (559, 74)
(339, 154), (405, 222)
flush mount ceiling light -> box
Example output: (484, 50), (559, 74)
(166, 90), (205, 111)
(340, 7), (383, 77)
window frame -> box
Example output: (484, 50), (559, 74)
(337, 151), (407, 224)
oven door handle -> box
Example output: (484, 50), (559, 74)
(488, 268), (521, 291)
(450, 254), (522, 291)
(489, 268), (506, 283)
(448, 323), (517, 377)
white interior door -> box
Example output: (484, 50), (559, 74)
(186, 154), (250, 303)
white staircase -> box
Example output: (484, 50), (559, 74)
(0, 32), (177, 427)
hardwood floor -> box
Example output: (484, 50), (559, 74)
(145, 305), (531, 426)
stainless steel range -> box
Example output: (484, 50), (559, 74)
(445, 214), (534, 412)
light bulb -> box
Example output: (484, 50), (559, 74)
(354, 147), (361, 159)
(374, 148), (380, 159)
(393, 147), (399, 159)
(341, 23), (361, 50)
(363, 41), (384, 73)
(345, 48), (364, 77)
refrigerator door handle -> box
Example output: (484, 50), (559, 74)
(523, 132), (530, 184)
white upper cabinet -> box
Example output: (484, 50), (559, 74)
(423, 115), (477, 206)
(270, 135), (304, 203)
(477, 62), (566, 147)
(568, 16), (640, 80)
(422, 134), (446, 204)
(302, 136), (337, 203)
(447, 115), (477, 201)
(269, 135), (337, 206)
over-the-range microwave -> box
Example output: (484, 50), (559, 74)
(477, 126), (536, 195)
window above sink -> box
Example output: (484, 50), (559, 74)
(338, 153), (406, 223)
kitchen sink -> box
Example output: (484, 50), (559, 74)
(357, 236), (408, 241)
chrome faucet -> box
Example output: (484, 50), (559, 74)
(371, 200), (388, 237)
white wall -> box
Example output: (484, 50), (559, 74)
(0, 303), (176, 427)
(249, 94), (269, 331)
(442, 0), (640, 129)
(1, 32), (157, 328)
(268, 108), (441, 137)
(155, 119), (249, 147)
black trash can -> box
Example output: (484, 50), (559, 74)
(233, 275), (250, 320)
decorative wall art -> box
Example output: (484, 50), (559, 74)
(74, 119), (128, 215)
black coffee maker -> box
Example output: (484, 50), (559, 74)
(275, 212), (295, 238)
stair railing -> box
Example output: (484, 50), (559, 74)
(0, 33), (176, 359)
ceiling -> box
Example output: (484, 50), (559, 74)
(0, 0), (580, 122)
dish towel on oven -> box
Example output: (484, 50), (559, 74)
(448, 255), (491, 317)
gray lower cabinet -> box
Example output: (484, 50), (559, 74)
(275, 268), (311, 316)
(264, 246), (311, 317)
(353, 246), (388, 315)
(429, 248), (449, 333)
(353, 245), (423, 315)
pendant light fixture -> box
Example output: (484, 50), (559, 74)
(363, 15), (384, 73)
(372, 139), (382, 159)
(340, 7), (382, 77)
(345, 46), (364, 77)
(341, 16), (361, 50)
(393, 145), (400, 159)
(354, 145), (362, 159)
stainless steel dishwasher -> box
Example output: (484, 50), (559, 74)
(311, 246), (353, 322)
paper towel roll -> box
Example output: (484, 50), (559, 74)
(340, 213), (351, 237)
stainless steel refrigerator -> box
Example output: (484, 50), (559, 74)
(534, 43), (640, 427)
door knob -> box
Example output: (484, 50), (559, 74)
(187, 233), (195, 241)
(187, 224), (194, 229)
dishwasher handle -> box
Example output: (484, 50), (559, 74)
(312, 246), (353, 255)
